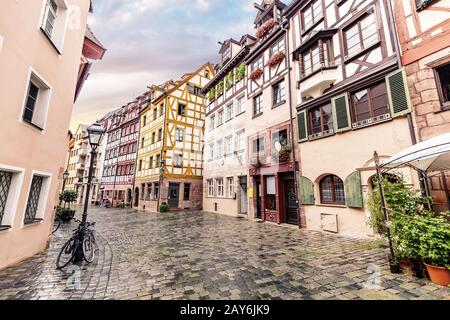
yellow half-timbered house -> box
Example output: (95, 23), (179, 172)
(135, 63), (215, 211)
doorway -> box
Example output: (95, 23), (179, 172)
(134, 187), (139, 207)
(239, 176), (247, 215)
(127, 189), (132, 204)
(168, 183), (180, 208)
(255, 176), (262, 219)
(283, 177), (298, 225)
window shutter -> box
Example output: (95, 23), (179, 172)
(386, 68), (412, 118)
(344, 171), (363, 208)
(299, 176), (315, 205)
(332, 93), (351, 132)
(297, 110), (308, 142)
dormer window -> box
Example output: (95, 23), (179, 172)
(301, 0), (323, 32)
(222, 45), (231, 62)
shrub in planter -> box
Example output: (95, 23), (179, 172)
(57, 190), (78, 223)
(225, 71), (234, 90)
(56, 207), (76, 222)
(159, 202), (170, 213)
(235, 63), (246, 82)
(208, 87), (216, 101)
(217, 80), (224, 96)
(249, 68), (263, 81)
(267, 52), (285, 68)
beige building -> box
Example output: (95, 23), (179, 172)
(202, 36), (255, 217)
(0, 0), (104, 270)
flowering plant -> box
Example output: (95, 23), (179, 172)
(249, 68), (263, 81)
(267, 52), (285, 68)
(256, 18), (276, 39)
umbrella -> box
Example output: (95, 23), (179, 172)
(381, 132), (450, 172)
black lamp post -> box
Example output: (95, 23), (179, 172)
(74, 122), (104, 262)
(157, 158), (165, 211)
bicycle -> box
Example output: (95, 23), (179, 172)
(51, 213), (62, 235)
(56, 219), (96, 269)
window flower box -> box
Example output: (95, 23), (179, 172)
(249, 68), (263, 81)
(256, 18), (276, 39)
(267, 52), (285, 68)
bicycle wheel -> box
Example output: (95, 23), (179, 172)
(56, 237), (77, 269)
(82, 232), (95, 263)
(52, 215), (61, 235)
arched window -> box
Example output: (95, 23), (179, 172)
(320, 175), (345, 205)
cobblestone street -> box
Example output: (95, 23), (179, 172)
(0, 207), (449, 300)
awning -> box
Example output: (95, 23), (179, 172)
(381, 132), (450, 172)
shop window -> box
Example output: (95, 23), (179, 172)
(266, 176), (277, 211)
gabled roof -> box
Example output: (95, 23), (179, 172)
(254, 0), (286, 25)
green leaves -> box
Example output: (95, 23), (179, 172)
(235, 63), (246, 82)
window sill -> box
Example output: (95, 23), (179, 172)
(316, 203), (346, 208)
(225, 118), (233, 123)
(0, 225), (12, 232)
(40, 28), (62, 55)
(252, 112), (263, 119)
(272, 100), (286, 109)
(235, 110), (246, 117)
(23, 218), (44, 226)
(301, 18), (324, 37)
(217, 123), (223, 128)
(23, 119), (44, 131)
(299, 65), (338, 82)
(436, 103), (450, 113)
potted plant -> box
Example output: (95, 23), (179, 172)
(235, 63), (246, 82)
(249, 68), (263, 81)
(256, 18), (276, 39)
(57, 190), (78, 222)
(217, 80), (224, 96)
(208, 87), (216, 101)
(159, 202), (169, 213)
(267, 52), (285, 68)
(225, 70), (234, 90)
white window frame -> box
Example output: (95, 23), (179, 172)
(21, 170), (52, 228)
(175, 127), (184, 142)
(227, 177), (234, 198)
(226, 104), (233, 121)
(217, 109), (224, 126)
(216, 178), (224, 197)
(0, 164), (25, 229)
(236, 95), (246, 115)
(20, 68), (52, 131)
(39, 0), (69, 53)
(215, 139), (223, 159)
(236, 130), (246, 152)
(208, 143), (214, 161)
(207, 179), (214, 197)
(224, 135), (233, 156)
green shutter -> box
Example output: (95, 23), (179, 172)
(386, 68), (412, 117)
(297, 110), (308, 142)
(299, 176), (315, 205)
(344, 171), (363, 208)
(332, 93), (351, 132)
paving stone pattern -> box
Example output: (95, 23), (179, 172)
(0, 207), (449, 300)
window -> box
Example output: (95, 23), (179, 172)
(149, 157), (154, 169)
(217, 109), (224, 126)
(236, 96), (245, 114)
(217, 178), (224, 197)
(24, 175), (46, 224)
(41, 0), (68, 51)
(205, 70), (210, 79)
(253, 94), (263, 116)
(227, 177), (234, 198)
(42, 0), (58, 37)
(253, 137), (265, 154)
(344, 11), (378, 58)
(266, 176), (277, 211)
(146, 184), (152, 200)
(272, 129), (288, 151)
(153, 108), (157, 120)
(308, 103), (334, 135)
(178, 103), (186, 116)
(22, 72), (51, 129)
(252, 57), (263, 71)
(216, 139), (223, 159)
(351, 82), (389, 122)
(184, 183), (191, 200)
(236, 130), (246, 151)
(138, 160), (143, 171)
(273, 80), (286, 106)
(142, 116), (147, 127)
(301, 0), (323, 31)
(141, 138), (145, 148)
(209, 115), (215, 131)
(435, 62), (450, 108)
(175, 128), (184, 142)
(154, 183), (159, 199)
(226, 104), (233, 121)
(0, 171), (13, 225)
(208, 143), (214, 161)
(224, 135), (233, 156)
(188, 84), (202, 96)
(320, 175), (345, 205)
(415, 0), (437, 11)
(223, 45), (231, 61)
(302, 43), (329, 76)
(272, 39), (285, 55)
(140, 183), (145, 200)
(158, 128), (163, 141)
(174, 153), (183, 167)
(156, 154), (161, 168)
(207, 179), (214, 197)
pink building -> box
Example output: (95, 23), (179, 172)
(0, 0), (105, 270)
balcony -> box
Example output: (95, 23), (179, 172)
(298, 64), (338, 100)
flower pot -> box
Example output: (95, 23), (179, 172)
(424, 263), (450, 286)
(57, 208), (75, 223)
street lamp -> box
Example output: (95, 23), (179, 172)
(59, 170), (70, 207)
(75, 122), (104, 262)
(157, 158), (165, 211)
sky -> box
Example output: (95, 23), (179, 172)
(71, 0), (258, 131)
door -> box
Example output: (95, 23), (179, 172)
(134, 187), (139, 207)
(168, 183), (180, 208)
(255, 177), (262, 219)
(284, 179), (298, 225)
(239, 177), (247, 215)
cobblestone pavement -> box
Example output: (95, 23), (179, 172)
(0, 207), (449, 300)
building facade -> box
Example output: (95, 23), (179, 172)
(135, 63), (215, 211)
(0, 0), (104, 270)
(202, 36), (255, 217)
(284, 0), (420, 237)
(392, 0), (450, 212)
(244, 0), (301, 226)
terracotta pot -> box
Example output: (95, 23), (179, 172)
(424, 263), (450, 286)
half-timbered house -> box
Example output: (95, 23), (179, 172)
(135, 63), (215, 211)
(284, 0), (420, 237)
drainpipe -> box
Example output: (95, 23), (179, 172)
(282, 19), (301, 228)
(386, 0), (429, 196)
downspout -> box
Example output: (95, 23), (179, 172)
(131, 114), (141, 208)
(157, 96), (168, 212)
(282, 19), (302, 228)
(386, 0), (429, 196)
